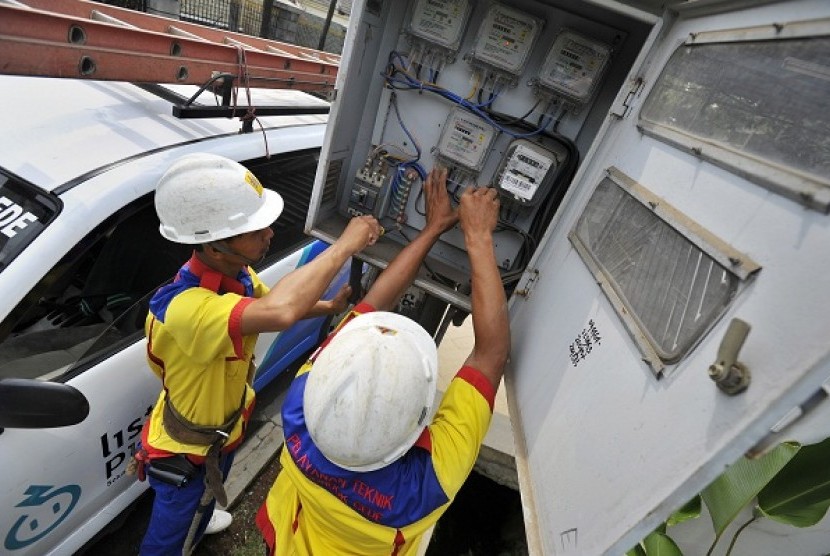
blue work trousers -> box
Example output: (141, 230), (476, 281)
(139, 452), (235, 556)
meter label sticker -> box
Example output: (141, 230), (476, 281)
(569, 319), (602, 367)
(500, 144), (552, 201)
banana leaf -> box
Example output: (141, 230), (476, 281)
(757, 436), (830, 527)
(642, 531), (683, 556)
(667, 496), (701, 527)
(626, 543), (647, 556)
(701, 441), (800, 537)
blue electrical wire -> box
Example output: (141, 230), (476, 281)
(383, 52), (550, 138)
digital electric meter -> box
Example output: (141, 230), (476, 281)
(469, 3), (543, 76)
(538, 30), (611, 104)
(406, 0), (472, 53)
(494, 139), (563, 206)
(436, 108), (497, 172)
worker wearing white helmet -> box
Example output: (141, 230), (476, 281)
(134, 153), (381, 555)
(257, 166), (510, 555)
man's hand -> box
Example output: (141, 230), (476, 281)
(423, 166), (458, 235)
(459, 186), (499, 237)
(336, 215), (382, 254)
(329, 283), (352, 314)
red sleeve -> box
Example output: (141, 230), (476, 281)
(228, 297), (256, 360)
(456, 365), (496, 412)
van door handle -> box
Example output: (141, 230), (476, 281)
(708, 318), (751, 395)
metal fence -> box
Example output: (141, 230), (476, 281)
(96, 0), (347, 54)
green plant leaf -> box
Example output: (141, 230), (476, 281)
(757, 436), (830, 527)
(642, 531), (683, 556)
(701, 441), (800, 537)
(667, 495), (701, 527)
(626, 543), (647, 556)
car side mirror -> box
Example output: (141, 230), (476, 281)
(0, 378), (90, 430)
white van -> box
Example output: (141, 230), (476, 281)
(0, 76), (344, 555)
(305, 0), (830, 554)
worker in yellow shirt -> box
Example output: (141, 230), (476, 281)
(257, 166), (510, 555)
(134, 153), (381, 555)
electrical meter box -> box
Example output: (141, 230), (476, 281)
(307, 1), (830, 556)
(404, 0), (472, 57)
(306, 0), (628, 311)
(538, 29), (612, 105)
(435, 107), (497, 173)
(467, 2), (544, 79)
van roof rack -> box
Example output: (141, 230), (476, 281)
(0, 0), (339, 125)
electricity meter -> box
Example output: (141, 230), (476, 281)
(436, 107), (497, 172)
(494, 139), (563, 206)
(469, 3), (543, 76)
(405, 0), (472, 53)
(538, 30), (611, 104)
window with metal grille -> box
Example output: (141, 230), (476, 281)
(639, 30), (830, 213)
(570, 169), (759, 373)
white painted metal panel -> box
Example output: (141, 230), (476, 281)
(506, 1), (830, 554)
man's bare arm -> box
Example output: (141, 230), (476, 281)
(460, 187), (510, 391)
(240, 216), (381, 334)
(362, 166), (458, 311)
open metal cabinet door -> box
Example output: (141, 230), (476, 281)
(505, 1), (830, 554)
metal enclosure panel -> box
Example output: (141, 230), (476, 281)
(307, 0), (654, 311)
(506, 1), (830, 554)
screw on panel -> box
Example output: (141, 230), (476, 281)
(176, 66), (188, 81)
(170, 42), (183, 57)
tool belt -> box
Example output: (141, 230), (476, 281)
(161, 391), (246, 507)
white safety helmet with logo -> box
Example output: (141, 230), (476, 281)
(304, 311), (438, 472)
(155, 152), (284, 244)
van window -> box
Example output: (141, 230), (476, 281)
(570, 171), (758, 370)
(0, 149), (322, 382)
(639, 35), (830, 212)
(0, 171), (60, 272)
(0, 197), (190, 382)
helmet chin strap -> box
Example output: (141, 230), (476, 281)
(208, 240), (261, 266)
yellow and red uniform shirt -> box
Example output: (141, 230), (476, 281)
(142, 255), (263, 458)
(257, 302), (496, 556)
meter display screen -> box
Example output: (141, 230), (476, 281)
(436, 108), (496, 171)
(471, 3), (542, 75)
(407, 0), (471, 51)
(538, 30), (611, 103)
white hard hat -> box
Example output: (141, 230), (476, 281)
(155, 153), (284, 244)
(304, 312), (438, 472)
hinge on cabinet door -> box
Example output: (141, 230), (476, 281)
(514, 268), (540, 299)
(610, 77), (644, 119)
